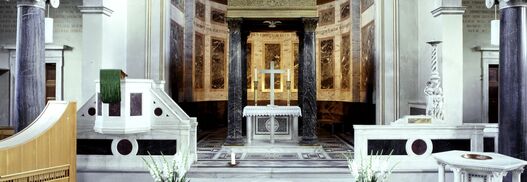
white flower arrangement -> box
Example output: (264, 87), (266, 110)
(142, 149), (190, 182)
(347, 150), (397, 182)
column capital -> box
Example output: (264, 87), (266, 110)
(227, 18), (243, 31)
(499, 0), (527, 9)
(302, 17), (318, 33)
(78, 5), (114, 16)
(17, 0), (46, 9)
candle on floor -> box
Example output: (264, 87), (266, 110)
(230, 152), (236, 165)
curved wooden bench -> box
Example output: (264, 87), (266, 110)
(0, 101), (76, 182)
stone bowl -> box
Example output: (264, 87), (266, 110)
(461, 153), (493, 160)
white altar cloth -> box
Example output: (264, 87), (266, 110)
(433, 150), (527, 182)
(243, 106), (301, 144)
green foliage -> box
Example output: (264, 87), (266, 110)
(142, 150), (190, 182)
(347, 150), (397, 182)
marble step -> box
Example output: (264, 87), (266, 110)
(188, 160), (352, 180)
(187, 167), (352, 179)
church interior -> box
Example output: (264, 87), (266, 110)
(0, 0), (526, 181)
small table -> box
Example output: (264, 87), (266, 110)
(242, 106), (301, 144)
(433, 150), (527, 182)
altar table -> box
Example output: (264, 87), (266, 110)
(242, 106), (301, 144)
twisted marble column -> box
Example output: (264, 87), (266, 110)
(299, 18), (318, 145)
(424, 41), (444, 121)
(225, 18), (245, 145)
(13, 0), (46, 131)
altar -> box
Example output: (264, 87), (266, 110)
(243, 105), (301, 144)
(243, 60), (301, 144)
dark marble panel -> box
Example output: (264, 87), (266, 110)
(77, 139), (113, 155)
(247, 43), (252, 88)
(264, 44), (281, 89)
(195, 1), (205, 21)
(117, 139), (133, 155)
(97, 93), (102, 116)
(341, 33), (351, 90)
(211, 8), (226, 24)
(130, 93), (142, 116)
(194, 32), (205, 89)
(108, 102), (121, 116)
(171, 0), (184, 11)
(293, 43), (299, 89)
(137, 140), (178, 155)
(320, 38), (334, 89)
(361, 0), (374, 13)
(319, 8), (335, 26)
(410, 107), (426, 115)
(340, 1), (350, 21)
(255, 116), (289, 134)
(169, 21), (184, 101)
(211, 37), (226, 89)
(431, 139), (471, 153)
(360, 21), (375, 102)
(367, 140), (408, 155)
(484, 137), (495, 152)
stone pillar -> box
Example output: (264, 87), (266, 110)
(13, 0), (46, 131)
(431, 1), (465, 124)
(299, 18), (318, 145)
(496, 0), (527, 181)
(225, 18), (244, 146)
(183, 0), (195, 101)
(78, 1), (115, 105)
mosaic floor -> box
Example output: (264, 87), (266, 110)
(196, 129), (354, 161)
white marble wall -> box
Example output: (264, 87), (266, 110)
(462, 0), (496, 123)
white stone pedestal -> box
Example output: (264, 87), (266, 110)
(433, 150), (527, 182)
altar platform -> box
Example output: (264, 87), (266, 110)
(188, 128), (353, 181)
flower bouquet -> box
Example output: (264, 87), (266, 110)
(142, 150), (190, 182)
(347, 150), (397, 182)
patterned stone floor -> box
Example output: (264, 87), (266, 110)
(196, 128), (354, 161)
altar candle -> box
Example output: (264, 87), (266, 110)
(254, 68), (258, 81)
(287, 69), (290, 81)
(230, 152), (236, 164)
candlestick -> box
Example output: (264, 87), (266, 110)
(287, 69), (290, 81)
(254, 80), (258, 106)
(287, 81), (291, 106)
(254, 68), (258, 81)
(230, 152), (236, 165)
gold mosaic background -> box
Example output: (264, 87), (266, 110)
(189, 0), (371, 102)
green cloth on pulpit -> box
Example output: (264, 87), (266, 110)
(100, 69), (122, 103)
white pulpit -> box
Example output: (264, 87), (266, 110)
(433, 150), (527, 182)
(243, 106), (301, 144)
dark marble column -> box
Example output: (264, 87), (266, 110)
(299, 18), (318, 145)
(183, 0), (195, 102)
(498, 1), (527, 181)
(13, 0), (46, 132)
(296, 31), (305, 136)
(225, 18), (245, 145)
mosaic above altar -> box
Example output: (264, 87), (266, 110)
(227, 0), (317, 18)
